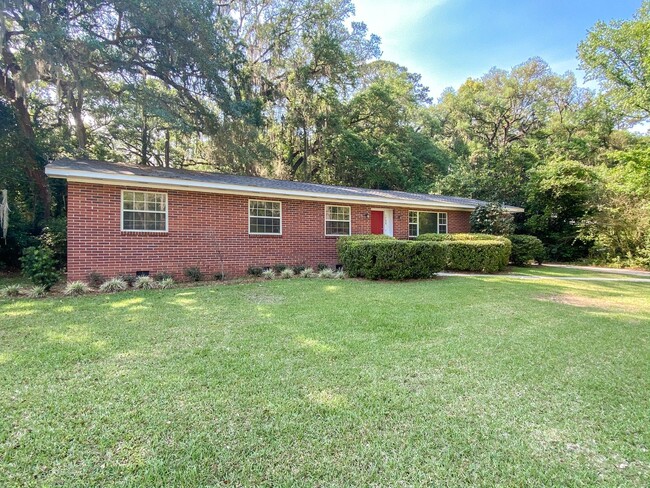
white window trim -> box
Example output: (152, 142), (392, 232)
(248, 199), (282, 235)
(324, 205), (352, 236)
(121, 190), (168, 233)
(408, 211), (448, 237)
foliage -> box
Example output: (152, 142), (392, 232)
(262, 269), (276, 280)
(20, 246), (60, 289)
(317, 268), (337, 279)
(213, 272), (224, 281)
(134, 276), (157, 290)
(272, 264), (288, 273)
(154, 272), (173, 282)
(64, 281), (90, 296)
(158, 278), (175, 289)
(291, 265), (306, 274)
(1, 284), (22, 297)
(26, 285), (47, 298)
(99, 278), (128, 293)
(183, 267), (203, 282)
(508, 235), (545, 266)
(417, 234), (511, 272)
(525, 160), (597, 261)
(247, 266), (264, 277)
(470, 203), (515, 236)
(578, 1), (650, 121)
(338, 240), (447, 280)
(87, 272), (106, 288)
(316, 263), (329, 272)
(279, 269), (295, 279)
(119, 275), (137, 287)
(299, 268), (316, 278)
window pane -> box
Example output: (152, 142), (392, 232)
(326, 221), (350, 235)
(409, 211), (418, 224)
(419, 212), (438, 234)
(250, 216), (280, 234)
(122, 191), (167, 231)
(409, 223), (418, 237)
(326, 206), (349, 221)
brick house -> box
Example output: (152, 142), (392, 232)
(46, 159), (523, 280)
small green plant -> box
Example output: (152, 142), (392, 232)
(316, 263), (328, 272)
(247, 266), (264, 277)
(299, 267), (316, 278)
(184, 267), (203, 282)
(292, 265), (306, 274)
(64, 281), (91, 296)
(20, 246), (60, 289)
(262, 269), (276, 280)
(119, 274), (137, 287)
(87, 272), (106, 288)
(213, 272), (224, 281)
(134, 276), (157, 289)
(1, 284), (23, 297)
(318, 267), (336, 278)
(99, 278), (128, 293)
(272, 263), (288, 273)
(280, 268), (295, 279)
(27, 285), (48, 298)
(158, 277), (175, 289)
(509, 234), (545, 266)
(154, 271), (173, 281)
(333, 271), (346, 279)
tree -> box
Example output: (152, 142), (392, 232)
(578, 1), (650, 122)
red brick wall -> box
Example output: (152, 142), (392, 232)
(66, 182), (472, 280)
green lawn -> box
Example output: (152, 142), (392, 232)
(1, 274), (649, 486)
(509, 265), (650, 279)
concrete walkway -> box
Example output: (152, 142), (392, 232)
(542, 263), (650, 277)
(438, 272), (650, 283)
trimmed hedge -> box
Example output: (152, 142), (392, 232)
(508, 234), (545, 266)
(418, 233), (511, 272)
(337, 239), (447, 280)
(337, 234), (395, 244)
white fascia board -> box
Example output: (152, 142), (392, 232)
(46, 167), (486, 211)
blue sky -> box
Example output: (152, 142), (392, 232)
(352, 0), (641, 99)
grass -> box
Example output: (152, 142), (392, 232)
(1, 272), (649, 486)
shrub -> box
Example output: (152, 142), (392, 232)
(299, 267), (316, 278)
(316, 263), (328, 271)
(119, 274), (137, 287)
(279, 268), (295, 279)
(99, 278), (128, 293)
(27, 285), (47, 298)
(87, 272), (106, 288)
(154, 271), (173, 281)
(441, 240), (511, 273)
(337, 234), (395, 244)
(291, 265), (306, 274)
(470, 202), (515, 235)
(1, 284), (22, 297)
(134, 276), (157, 289)
(184, 267), (203, 282)
(509, 235), (545, 266)
(213, 272), (224, 281)
(262, 269), (276, 280)
(247, 266), (263, 277)
(318, 267), (336, 278)
(333, 271), (345, 279)
(272, 263), (288, 273)
(158, 277), (175, 289)
(417, 233), (512, 272)
(64, 281), (90, 296)
(337, 240), (447, 280)
(20, 246), (60, 289)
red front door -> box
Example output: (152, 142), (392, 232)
(371, 210), (384, 235)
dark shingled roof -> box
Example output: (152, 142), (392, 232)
(46, 158), (524, 211)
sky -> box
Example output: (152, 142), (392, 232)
(351, 0), (642, 100)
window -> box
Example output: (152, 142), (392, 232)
(408, 211), (448, 237)
(122, 190), (167, 232)
(325, 205), (351, 236)
(249, 200), (281, 234)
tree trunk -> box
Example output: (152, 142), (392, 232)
(140, 107), (148, 166)
(164, 129), (170, 167)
